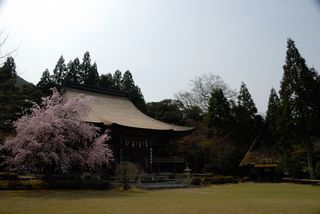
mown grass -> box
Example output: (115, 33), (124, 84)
(0, 183), (319, 214)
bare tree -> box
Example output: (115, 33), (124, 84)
(0, 31), (17, 66)
(175, 73), (236, 112)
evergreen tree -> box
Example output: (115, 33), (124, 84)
(0, 57), (18, 131)
(0, 57), (43, 135)
(120, 70), (146, 112)
(52, 56), (67, 86)
(279, 39), (320, 179)
(183, 105), (204, 123)
(237, 82), (257, 117)
(0, 57), (16, 91)
(206, 89), (232, 134)
(65, 58), (81, 83)
(146, 99), (184, 125)
(232, 82), (258, 149)
(0, 57), (24, 131)
(98, 70), (146, 111)
(0, 56), (15, 83)
(37, 69), (56, 95)
(99, 73), (114, 89)
(266, 88), (280, 143)
(80, 51), (92, 84)
(113, 70), (122, 90)
(84, 62), (99, 86)
(121, 71), (135, 91)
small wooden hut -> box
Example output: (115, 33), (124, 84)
(239, 140), (279, 182)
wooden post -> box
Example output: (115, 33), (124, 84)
(150, 145), (153, 173)
(120, 137), (123, 163)
(157, 162), (160, 174)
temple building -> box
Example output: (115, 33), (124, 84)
(63, 83), (194, 174)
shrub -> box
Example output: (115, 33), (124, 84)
(210, 175), (237, 184)
(44, 179), (111, 190)
(116, 161), (138, 190)
(7, 180), (22, 189)
(191, 175), (237, 186)
(191, 177), (202, 185)
(0, 172), (18, 180)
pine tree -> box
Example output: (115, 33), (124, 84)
(0, 56), (16, 91)
(146, 99), (184, 125)
(232, 82), (258, 149)
(206, 89), (232, 134)
(37, 69), (56, 95)
(113, 70), (122, 90)
(99, 73), (114, 89)
(237, 82), (257, 117)
(65, 58), (81, 83)
(121, 71), (135, 91)
(0, 57), (20, 131)
(279, 38), (320, 179)
(52, 56), (67, 86)
(266, 88), (280, 143)
(84, 62), (99, 86)
(120, 71), (146, 112)
(80, 51), (92, 84)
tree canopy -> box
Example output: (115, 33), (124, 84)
(146, 99), (185, 125)
(175, 73), (236, 112)
(37, 53), (147, 112)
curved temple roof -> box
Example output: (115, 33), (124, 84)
(63, 85), (194, 132)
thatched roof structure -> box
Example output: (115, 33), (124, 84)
(239, 140), (279, 168)
(62, 83), (194, 132)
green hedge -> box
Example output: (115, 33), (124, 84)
(0, 179), (111, 190)
(44, 179), (111, 190)
(0, 179), (43, 190)
(191, 175), (238, 185)
(0, 172), (18, 180)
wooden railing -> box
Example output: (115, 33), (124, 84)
(152, 156), (184, 163)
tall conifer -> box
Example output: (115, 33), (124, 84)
(53, 56), (67, 86)
(279, 39), (320, 179)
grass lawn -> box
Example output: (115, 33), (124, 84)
(0, 183), (319, 214)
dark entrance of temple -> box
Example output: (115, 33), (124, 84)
(110, 125), (189, 174)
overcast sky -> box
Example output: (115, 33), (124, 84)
(0, 0), (319, 113)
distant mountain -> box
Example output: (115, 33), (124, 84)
(15, 75), (33, 87)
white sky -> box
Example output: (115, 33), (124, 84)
(0, 0), (320, 113)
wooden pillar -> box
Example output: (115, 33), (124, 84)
(157, 162), (160, 174)
(131, 141), (134, 161)
(149, 145), (153, 173)
(120, 136), (123, 163)
(272, 168), (276, 182)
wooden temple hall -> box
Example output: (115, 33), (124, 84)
(63, 83), (194, 174)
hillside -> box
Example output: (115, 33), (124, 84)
(15, 75), (33, 87)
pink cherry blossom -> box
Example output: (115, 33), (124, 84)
(2, 88), (113, 176)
